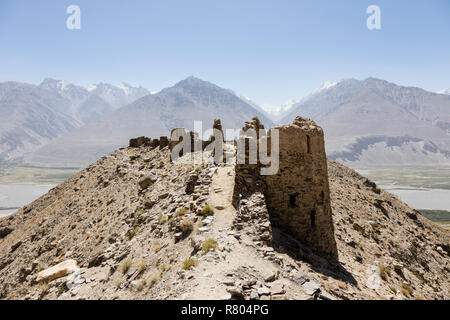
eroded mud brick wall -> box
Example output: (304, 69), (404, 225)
(264, 117), (338, 259)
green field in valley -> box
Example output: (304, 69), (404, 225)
(0, 166), (79, 184)
(419, 210), (450, 230)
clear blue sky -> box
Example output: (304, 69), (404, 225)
(0, 0), (449, 105)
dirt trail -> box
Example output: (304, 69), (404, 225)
(209, 166), (235, 231)
(182, 161), (285, 300)
(181, 163), (237, 299)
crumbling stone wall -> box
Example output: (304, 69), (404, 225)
(213, 118), (224, 142)
(130, 116), (337, 260)
(232, 118), (272, 244)
(129, 136), (151, 148)
(233, 116), (338, 260)
(129, 136), (169, 150)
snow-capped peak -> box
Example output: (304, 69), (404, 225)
(312, 81), (337, 95)
(259, 81), (337, 117)
(86, 82), (148, 97)
(56, 80), (70, 91)
(39, 78), (73, 92)
(261, 100), (299, 116)
(87, 84), (97, 92)
(118, 83), (133, 96)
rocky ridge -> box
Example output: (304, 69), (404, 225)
(0, 128), (449, 300)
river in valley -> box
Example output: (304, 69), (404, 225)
(0, 183), (55, 217)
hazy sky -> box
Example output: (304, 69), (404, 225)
(0, 0), (449, 105)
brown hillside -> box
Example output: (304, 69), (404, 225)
(0, 143), (448, 300)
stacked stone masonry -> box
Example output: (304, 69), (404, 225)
(233, 116), (338, 260)
(130, 116), (338, 260)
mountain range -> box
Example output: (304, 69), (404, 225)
(0, 79), (149, 161)
(1, 76), (449, 167)
(282, 78), (450, 164)
(22, 77), (273, 167)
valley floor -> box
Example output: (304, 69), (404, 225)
(354, 165), (450, 228)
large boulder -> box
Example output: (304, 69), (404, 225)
(36, 259), (79, 283)
(138, 172), (158, 190)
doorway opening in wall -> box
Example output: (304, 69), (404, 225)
(306, 135), (311, 153)
(310, 209), (316, 228)
(289, 194), (297, 208)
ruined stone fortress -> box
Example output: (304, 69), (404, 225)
(129, 116), (338, 260)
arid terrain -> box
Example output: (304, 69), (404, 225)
(0, 130), (448, 300)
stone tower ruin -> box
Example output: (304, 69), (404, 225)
(233, 116), (338, 260)
(129, 116), (338, 260)
(265, 117), (337, 259)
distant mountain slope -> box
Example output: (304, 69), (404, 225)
(87, 82), (150, 110)
(0, 79), (149, 161)
(24, 77), (274, 168)
(0, 82), (79, 160)
(39, 78), (150, 123)
(281, 78), (450, 164)
(258, 82), (337, 122)
(438, 88), (450, 95)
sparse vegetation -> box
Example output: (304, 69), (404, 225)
(114, 278), (122, 289)
(202, 238), (218, 253)
(95, 248), (105, 257)
(322, 281), (331, 293)
(199, 205), (214, 216)
(120, 259), (132, 274)
(182, 259), (198, 270)
(176, 208), (188, 217)
(138, 260), (148, 273)
(378, 264), (390, 281)
(409, 244), (418, 257)
(336, 281), (347, 290)
(147, 273), (160, 288)
(370, 223), (381, 233)
(371, 233), (380, 244)
(192, 221), (203, 234)
(160, 264), (170, 273)
(135, 279), (147, 291)
(401, 283), (414, 297)
(352, 223), (365, 236)
(41, 282), (50, 295)
(158, 214), (167, 224)
(152, 239), (162, 253)
(408, 268), (426, 283)
(180, 219), (194, 235)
